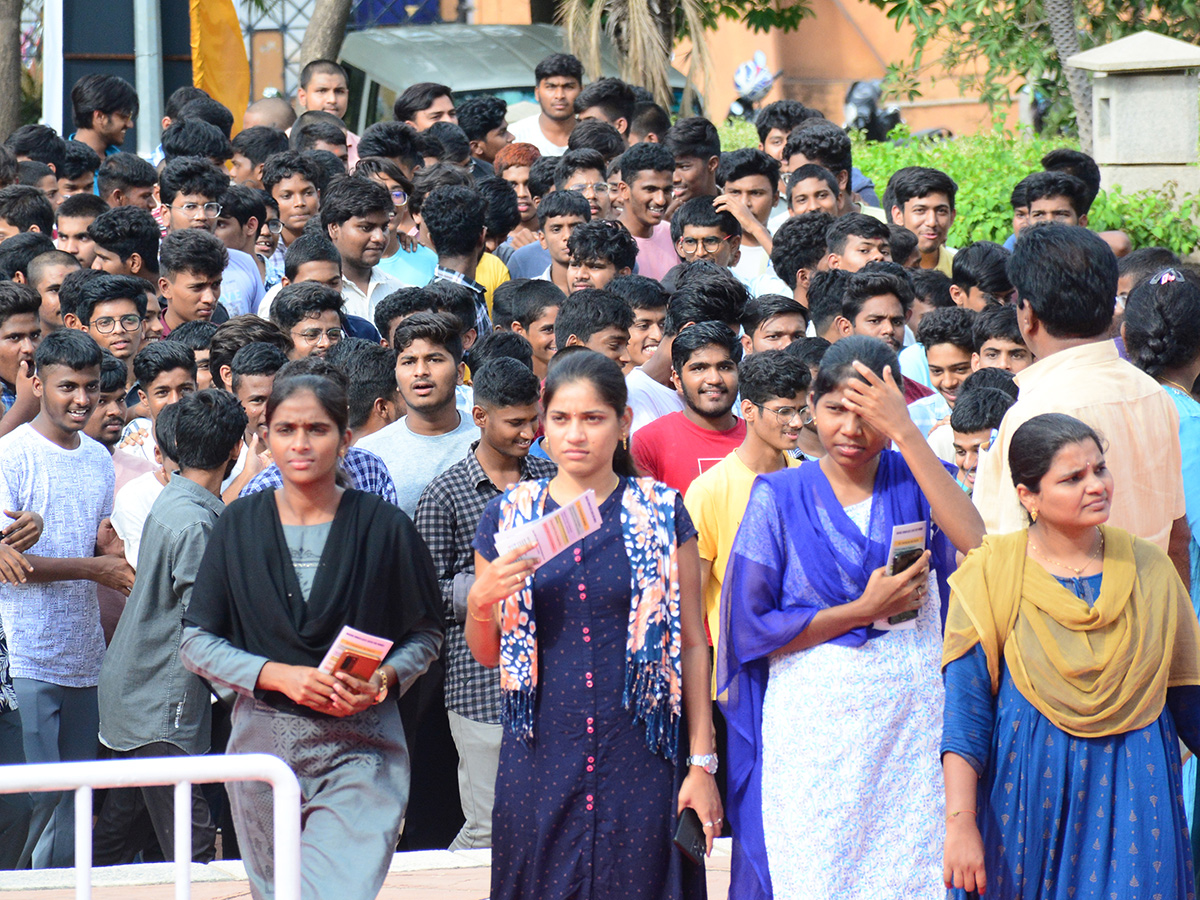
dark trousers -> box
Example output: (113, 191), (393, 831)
(0, 707), (32, 869)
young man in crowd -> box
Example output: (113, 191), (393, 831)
(414, 357), (557, 851)
(357, 311), (478, 516)
(763, 211), (834, 307)
(553, 288), (633, 369)
(807, 268), (851, 343)
(229, 127), (290, 192)
(756, 98), (819, 164)
(609, 274), (668, 370)
(887, 166), (958, 274)
(269, 283), (345, 361)
(826, 213), (892, 272)
(158, 229), (226, 337)
(213, 185), (268, 286)
(55, 193), (107, 268)
(327, 338), (401, 443)
(948, 240), (1013, 310)
(0, 329), (133, 868)
(509, 53), (583, 156)
(121, 341), (198, 463)
(787, 164), (840, 218)
(973, 224), (1189, 576)
(715, 149), (779, 284)
(0, 282), (41, 415)
(565, 219), (638, 293)
(508, 280), (563, 379)
(67, 274), (147, 391)
(784, 121), (882, 217)
(557, 148), (614, 221)
(671, 196), (742, 273)
(68, 74), (137, 158)
(423, 184), (493, 337)
(629, 101), (671, 144)
(1023, 170), (1091, 228)
(740, 293), (807, 354)
(165, 320), (217, 390)
(97, 389), (246, 865)
(906, 305), (978, 437)
(261, 151), (323, 269)
(28, 250), (80, 334)
(319, 176), (403, 319)
(947, 380), (1014, 493)
(971, 302), (1032, 374)
(96, 153), (158, 211)
(494, 143), (544, 248)
(204, 315), (291, 392)
(87, 206), (159, 284)
(534, 189), (591, 296)
(457, 97), (513, 178)
(19, 162), (59, 211)
(0, 185), (54, 241)
(394, 83), (457, 131)
(632, 321), (746, 494)
(616, 143), (677, 281)
(665, 117), (720, 208)
(6, 126), (65, 177)
(574, 78), (636, 136)
(296, 59), (358, 161)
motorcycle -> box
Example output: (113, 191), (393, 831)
(843, 79), (953, 144)
(726, 51), (783, 125)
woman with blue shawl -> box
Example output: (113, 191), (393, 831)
(718, 336), (985, 899)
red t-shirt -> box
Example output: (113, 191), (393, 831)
(631, 412), (747, 495)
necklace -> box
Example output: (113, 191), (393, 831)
(1028, 527), (1103, 577)
(1161, 378), (1195, 397)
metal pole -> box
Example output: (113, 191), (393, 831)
(41, 0), (63, 133)
(74, 785), (92, 900)
(132, 0), (165, 159)
(174, 780), (192, 900)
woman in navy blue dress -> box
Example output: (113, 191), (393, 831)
(468, 350), (722, 900)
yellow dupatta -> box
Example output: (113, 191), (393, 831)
(943, 526), (1200, 738)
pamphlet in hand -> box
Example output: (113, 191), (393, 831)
(494, 488), (603, 570)
(874, 521), (927, 632)
(318, 625), (393, 682)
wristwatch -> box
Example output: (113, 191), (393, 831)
(687, 753), (719, 775)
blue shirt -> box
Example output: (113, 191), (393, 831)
(376, 243), (437, 287)
(239, 445), (399, 505)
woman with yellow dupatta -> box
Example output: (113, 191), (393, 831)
(942, 413), (1200, 899)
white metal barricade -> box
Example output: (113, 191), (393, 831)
(0, 753), (301, 900)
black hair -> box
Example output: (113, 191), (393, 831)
(18, 160), (54, 189)
(535, 53), (583, 84)
(1009, 223), (1116, 339)
(670, 319), (742, 374)
(770, 211), (834, 290)
(716, 147), (780, 190)
(393, 82), (453, 123)
(0, 185), (53, 234)
(784, 335), (831, 370)
(843, 262), (915, 320)
(229, 341), (289, 392)
(665, 117), (720, 161)
(424, 280), (479, 339)
(470, 329), (534, 372)
(97, 349), (126, 394)
(567, 219), (638, 273)
(888, 165), (958, 212)
(75, 273), (148, 325)
(787, 163), (839, 199)
(6, 125), (67, 173)
(60, 140), (101, 182)
(270, 282), (345, 332)
(97, 153), (157, 198)
(86, 206), (159, 272)
(527, 155), (558, 200)
(783, 121), (852, 177)
(742, 293), (807, 336)
(1118, 247), (1182, 294)
(950, 386), (1014, 435)
(738, 348), (812, 406)
(217, 184), (267, 230)
(457, 96), (508, 143)
(755, 99), (821, 144)
(618, 141), (674, 185)
(542, 349), (638, 476)
(662, 285), (741, 337)
(301, 150), (345, 190)
(261, 150), (323, 196)
(476, 175), (522, 243)
(265, 374), (351, 444)
(957, 364), (1019, 400)
(27, 249), (81, 289)
(807, 269), (851, 335)
(1041, 148), (1101, 208)
(374, 287), (434, 342)
(474, 355), (540, 407)
(132, 339), (196, 386)
(574, 78), (636, 127)
(158, 156), (227, 206)
(917, 305), (976, 353)
(273, 355), (351, 391)
(161, 120), (232, 164)
(159, 228), (227, 280)
(971, 303), (1024, 353)
(150, 402), (180, 463)
(826, 213), (890, 256)
(165, 86), (209, 121)
(325, 338), (398, 430)
(70, 74), (138, 130)
(1010, 177), (1030, 211)
(58, 192), (110, 223)
(608, 274), (667, 311)
(35, 328), (101, 375)
(1009, 413), (1103, 493)
(422, 184), (486, 258)
(630, 102), (671, 142)
(167, 319), (218, 351)
(1124, 268), (1200, 377)
(178, 97), (234, 139)
(0, 232), (54, 281)
(283, 232), (341, 281)
(0, 281), (41, 328)
(509, 279), (565, 329)
(410, 164), (473, 221)
(391, 310), (464, 364)
(1023, 170), (1091, 216)
(0, 146), (17, 188)
(567, 120), (626, 162)
(209, 315), (292, 390)
(174, 388), (247, 470)
(811, 334), (901, 401)
(670, 194), (740, 243)
(231, 126), (290, 168)
(358, 121), (421, 172)
(318, 175), (393, 232)
(536, 188), (591, 228)
(353, 156), (412, 194)
(951, 240), (1012, 298)
(909, 270), (954, 309)
(57, 268), (102, 321)
(427, 122), (471, 165)
(291, 120), (347, 154)
(670, 263), (749, 319)
(554, 148), (607, 189)
(555, 289), (634, 348)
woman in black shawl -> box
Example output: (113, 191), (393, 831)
(181, 374), (442, 900)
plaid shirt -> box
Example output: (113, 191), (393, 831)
(414, 442), (556, 722)
(434, 266), (493, 337)
(239, 445), (399, 506)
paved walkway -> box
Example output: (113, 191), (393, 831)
(0, 842), (732, 898)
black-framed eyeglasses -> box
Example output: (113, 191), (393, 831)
(92, 314), (144, 334)
(173, 201), (222, 219)
(752, 401), (813, 426)
(263, 218), (284, 235)
(679, 235), (735, 252)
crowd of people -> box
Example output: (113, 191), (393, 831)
(0, 48), (1195, 900)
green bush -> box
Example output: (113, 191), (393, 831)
(716, 118), (1200, 256)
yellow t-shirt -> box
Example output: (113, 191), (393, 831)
(477, 252), (511, 317)
(684, 450), (800, 697)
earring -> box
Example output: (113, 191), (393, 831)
(621, 435), (628, 450)
(1030, 508), (1038, 523)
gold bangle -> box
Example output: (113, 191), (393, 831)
(946, 809), (976, 821)
(469, 609), (494, 623)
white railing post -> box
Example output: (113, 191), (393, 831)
(74, 785), (92, 900)
(174, 780), (191, 900)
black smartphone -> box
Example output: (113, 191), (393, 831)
(673, 807), (707, 866)
(887, 547), (925, 625)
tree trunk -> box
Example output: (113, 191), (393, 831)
(0, 0), (22, 141)
(1044, 0), (1093, 154)
(299, 0), (353, 69)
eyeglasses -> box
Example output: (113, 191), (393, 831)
(567, 183), (610, 196)
(291, 327), (344, 345)
(91, 314), (144, 334)
(173, 201), (222, 219)
(752, 402), (813, 426)
(679, 235), (734, 252)
(391, 189), (409, 206)
(263, 219), (284, 235)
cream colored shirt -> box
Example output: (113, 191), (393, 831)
(972, 340), (1185, 549)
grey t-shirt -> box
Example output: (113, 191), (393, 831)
(282, 521), (332, 602)
(356, 412), (479, 516)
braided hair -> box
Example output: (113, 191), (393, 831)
(1123, 268), (1200, 378)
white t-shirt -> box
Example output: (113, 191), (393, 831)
(509, 113), (568, 157)
(0, 426), (114, 686)
(627, 366), (684, 434)
(120, 416), (157, 463)
(356, 410), (479, 516)
(731, 244), (771, 284)
(111, 470), (166, 569)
